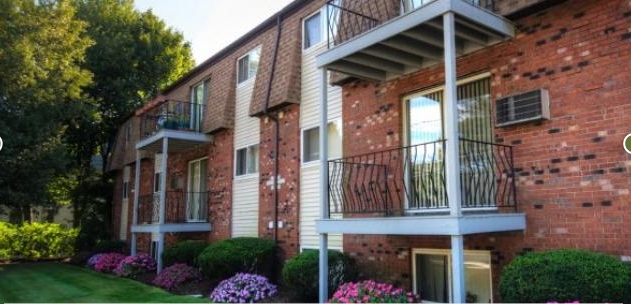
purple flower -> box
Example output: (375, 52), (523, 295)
(114, 253), (157, 278)
(153, 263), (202, 291)
(329, 280), (420, 303)
(93, 252), (126, 273)
(210, 273), (277, 303)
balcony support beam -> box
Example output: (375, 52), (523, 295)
(131, 150), (141, 256)
(318, 68), (329, 304)
(443, 12), (465, 303)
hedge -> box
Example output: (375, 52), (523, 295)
(162, 240), (208, 267)
(0, 221), (78, 260)
(197, 237), (275, 281)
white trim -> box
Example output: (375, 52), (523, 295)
(300, 246), (343, 253)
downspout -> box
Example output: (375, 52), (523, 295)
(262, 13), (283, 280)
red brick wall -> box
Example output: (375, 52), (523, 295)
(257, 105), (302, 261)
(340, 0), (631, 299)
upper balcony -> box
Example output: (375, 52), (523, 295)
(136, 100), (212, 153)
(318, 0), (514, 80)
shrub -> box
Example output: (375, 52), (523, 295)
(153, 263), (202, 291)
(282, 249), (358, 302)
(162, 240), (208, 267)
(499, 249), (631, 303)
(14, 222), (78, 259)
(70, 250), (93, 266)
(114, 253), (157, 278)
(86, 253), (104, 269)
(0, 222), (16, 259)
(92, 240), (127, 254)
(93, 252), (126, 273)
(210, 273), (277, 303)
(329, 280), (420, 303)
(197, 237), (275, 281)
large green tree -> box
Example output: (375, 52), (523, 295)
(0, 0), (93, 222)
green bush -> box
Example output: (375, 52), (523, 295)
(92, 240), (127, 254)
(162, 240), (208, 267)
(499, 249), (631, 303)
(0, 222), (17, 259)
(13, 222), (78, 259)
(282, 250), (358, 302)
(197, 237), (275, 281)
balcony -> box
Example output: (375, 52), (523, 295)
(136, 100), (211, 153)
(132, 191), (218, 233)
(318, 139), (526, 235)
(318, 0), (514, 80)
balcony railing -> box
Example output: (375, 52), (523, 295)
(137, 191), (219, 224)
(139, 100), (205, 140)
(326, 0), (496, 47)
(328, 138), (515, 216)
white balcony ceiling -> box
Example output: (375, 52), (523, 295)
(316, 0), (514, 81)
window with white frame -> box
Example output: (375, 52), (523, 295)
(302, 121), (342, 163)
(190, 79), (209, 131)
(235, 144), (259, 176)
(303, 11), (323, 49)
(237, 48), (261, 84)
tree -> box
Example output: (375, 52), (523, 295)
(0, 0), (93, 222)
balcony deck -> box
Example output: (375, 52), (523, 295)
(317, 0), (514, 80)
(136, 100), (211, 153)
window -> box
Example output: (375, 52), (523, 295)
(237, 48), (261, 84)
(190, 79), (208, 131)
(235, 144), (259, 176)
(122, 166), (130, 200)
(302, 121), (342, 163)
(154, 172), (161, 193)
(303, 12), (323, 49)
(124, 123), (131, 147)
(122, 182), (129, 199)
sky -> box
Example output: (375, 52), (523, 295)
(134, 0), (294, 65)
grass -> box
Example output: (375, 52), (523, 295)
(0, 262), (209, 303)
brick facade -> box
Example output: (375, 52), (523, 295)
(338, 0), (631, 300)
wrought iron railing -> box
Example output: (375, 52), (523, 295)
(139, 100), (205, 140)
(326, 0), (496, 47)
(137, 191), (219, 224)
(328, 138), (515, 216)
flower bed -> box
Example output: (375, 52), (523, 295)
(153, 263), (202, 291)
(114, 253), (157, 278)
(329, 280), (420, 303)
(93, 252), (126, 273)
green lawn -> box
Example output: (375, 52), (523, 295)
(0, 262), (208, 303)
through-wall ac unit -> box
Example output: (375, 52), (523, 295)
(495, 88), (550, 127)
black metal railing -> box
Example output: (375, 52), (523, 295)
(139, 100), (205, 140)
(328, 138), (515, 216)
(326, 0), (495, 47)
(137, 191), (220, 224)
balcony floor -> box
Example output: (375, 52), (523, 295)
(136, 129), (212, 153)
(131, 222), (211, 233)
(317, 0), (514, 81)
(316, 212), (525, 236)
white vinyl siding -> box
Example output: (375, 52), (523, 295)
(232, 63), (260, 237)
(299, 40), (342, 250)
(119, 166), (130, 240)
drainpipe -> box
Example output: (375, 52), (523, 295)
(262, 13), (283, 280)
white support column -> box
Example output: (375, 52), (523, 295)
(157, 232), (165, 272)
(131, 150), (141, 255)
(451, 235), (465, 303)
(159, 138), (168, 225)
(444, 12), (465, 303)
(318, 68), (329, 303)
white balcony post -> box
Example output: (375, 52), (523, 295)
(444, 12), (465, 303)
(318, 68), (329, 303)
(159, 138), (168, 225)
(157, 232), (165, 272)
(131, 150), (141, 255)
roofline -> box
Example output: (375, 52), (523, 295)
(161, 0), (310, 94)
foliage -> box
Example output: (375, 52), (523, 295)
(114, 253), (157, 278)
(0, 0), (93, 220)
(86, 253), (104, 269)
(162, 240), (208, 267)
(209, 273), (277, 303)
(499, 249), (631, 303)
(93, 240), (127, 254)
(198, 237), (275, 281)
(74, 210), (110, 252)
(329, 280), (420, 303)
(153, 263), (202, 291)
(0, 222), (16, 259)
(12, 222), (78, 259)
(282, 249), (358, 302)
(93, 252), (126, 273)
(70, 250), (94, 266)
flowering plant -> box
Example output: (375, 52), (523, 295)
(329, 280), (421, 303)
(153, 263), (201, 291)
(114, 253), (157, 277)
(210, 273), (277, 303)
(93, 252), (126, 273)
(86, 253), (104, 269)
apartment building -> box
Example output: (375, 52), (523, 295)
(108, 0), (631, 302)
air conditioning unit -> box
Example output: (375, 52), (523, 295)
(495, 88), (550, 127)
